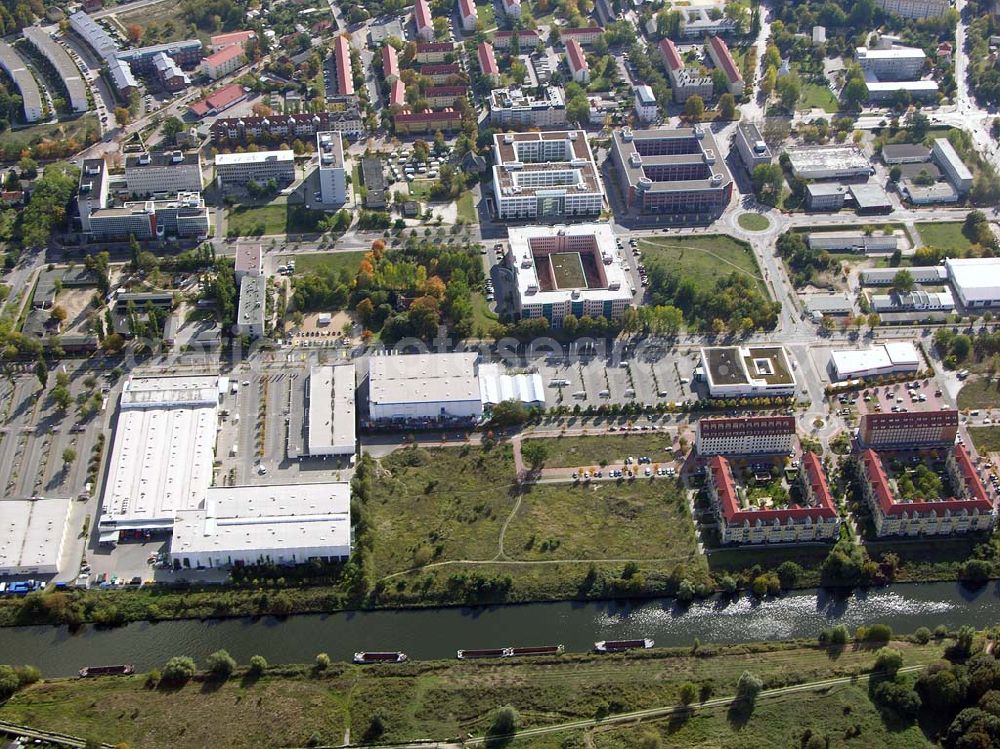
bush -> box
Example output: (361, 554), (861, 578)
(162, 656), (196, 684)
(315, 652), (331, 670)
(874, 647), (904, 675)
(865, 624), (893, 644)
(679, 681), (698, 705)
(736, 670), (763, 705)
(248, 655), (268, 675)
(914, 627), (931, 644)
(144, 669), (161, 689)
(206, 649), (237, 678)
(776, 560), (803, 589)
(489, 704), (520, 737)
(830, 624), (849, 645)
(873, 680), (921, 722)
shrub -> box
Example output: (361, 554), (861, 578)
(144, 669), (161, 689)
(913, 627), (931, 644)
(162, 656), (196, 684)
(489, 705), (520, 737)
(776, 560), (803, 589)
(206, 649), (237, 678)
(679, 681), (698, 705)
(934, 625), (950, 639)
(315, 653), (331, 670)
(865, 624), (893, 644)
(873, 647), (904, 675)
(830, 624), (849, 645)
(736, 670), (763, 705)
(248, 655), (268, 675)
(873, 680), (921, 722)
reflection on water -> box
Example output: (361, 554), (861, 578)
(0, 582), (995, 677)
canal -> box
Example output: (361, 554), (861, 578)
(2, 581), (996, 677)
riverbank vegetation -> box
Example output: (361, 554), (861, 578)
(0, 635), (957, 749)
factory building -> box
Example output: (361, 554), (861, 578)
(307, 365), (356, 458)
(829, 342), (921, 381)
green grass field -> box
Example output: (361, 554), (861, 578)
(470, 290), (499, 335)
(957, 378), (1000, 410)
(456, 191), (477, 223)
(291, 251), (365, 277)
(117, 0), (193, 43)
(551, 252), (587, 289)
(0, 640), (949, 749)
(226, 199), (326, 236)
(0, 113), (98, 152)
(915, 222), (973, 253)
(406, 179), (435, 200)
(637, 235), (765, 294)
(737, 213), (770, 231)
(477, 1), (496, 27)
(969, 426), (1000, 454)
(528, 434), (675, 468)
(798, 83), (840, 113)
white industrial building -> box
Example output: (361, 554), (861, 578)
(170, 483), (351, 569)
(787, 146), (873, 180)
(316, 131), (347, 205)
(215, 150), (295, 189)
(307, 365), (356, 457)
(829, 342), (921, 380)
(368, 352), (484, 423)
(808, 231), (898, 252)
(99, 376), (220, 539)
(870, 289), (954, 313)
(698, 346), (797, 397)
(478, 363), (546, 406)
(932, 138), (973, 195)
(945, 257), (1000, 308)
(507, 224), (633, 327)
(861, 265), (946, 285)
(0, 497), (72, 576)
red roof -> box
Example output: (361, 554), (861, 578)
(416, 42), (454, 52)
(425, 85), (467, 97)
(459, 0), (477, 20)
(421, 63), (461, 75)
(478, 41), (499, 76)
(382, 44), (399, 79)
(414, 0), (432, 31)
(189, 83), (245, 117)
(211, 30), (255, 49)
(389, 78), (405, 107)
(562, 26), (604, 35)
(708, 35), (741, 84)
(566, 38), (587, 73)
(659, 38), (683, 71)
(710, 455), (838, 526)
(202, 44), (245, 69)
(494, 30), (539, 41)
(334, 35), (354, 96)
(396, 108), (460, 123)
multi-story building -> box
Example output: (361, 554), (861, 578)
(361, 157), (387, 208)
(707, 454), (840, 545)
(506, 223), (633, 326)
(858, 410), (958, 449)
(420, 63), (462, 84)
(706, 36), (743, 95)
(459, 0), (478, 31)
(870, 289), (955, 313)
(210, 30), (256, 52)
(200, 44), (245, 79)
(932, 138), (973, 195)
(565, 38), (589, 84)
(152, 51), (189, 90)
(633, 85), (657, 122)
(23, 27), (88, 113)
(875, 0), (950, 19)
(698, 346), (796, 398)
(492, 131), (604, 221)
(116, 40), (202, 73)
(492, 30), (540, 50)
(856, 45), (926, 81)
(734, 122), (771, 172)
(394, 108), (462, 134)
(0, 42), (42, 122)
(787, 145), (872, 180)
(215, 150), (295, 189)
(235, 274), (265, 338)
(88, 192), (209, 240)
(382, 44), (399, 84)
(659, 38), (713, 104)
(489, 86), (566, 127)
(414, 42), (455, 63)
(561, 27), (604, 46)
(423, 85), (466, 107)
(414, 0), (433, 41)
(235, 243), (262, 281)
(858, 447), (995, 537)
(316, 131), (347, 206)
(389, 78), (405, 108)
(805, 183), (847, 211)
(696, 416), (796, 457)
(478, 41), (499, 85)
(69, 11), (118, 59)
(333, 35), (354, 96)
(125, 151), (203, 196)
(611, 126), (733, 220)
(77, 158), (109, 234)
(502, 0), (522, 18)
(211, 109), (363, 143)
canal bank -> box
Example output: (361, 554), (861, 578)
(1, 580), (996, 677)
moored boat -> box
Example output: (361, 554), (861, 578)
(457, 647), (512, 659)
(594, 638), (654, 652)
(78, 664), (134, 678)
(508, 645), (564, 657)
(353, 651), (408, 664)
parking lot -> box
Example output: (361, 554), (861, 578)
(852, 377), (948, 417)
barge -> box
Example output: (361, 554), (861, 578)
(78, 664), (134, 678)
(594, 639), (654, 652)
(353, 651), (408, 664)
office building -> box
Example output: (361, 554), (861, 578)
(459, 0), (478, 31)
(659, 38), (713, 103)
(858, 447), (994, 537)
(565, 38), (589, 83)
(23, 27), (88, 113)
(932, 138), (973, 194)
(88, 192), (209, 240)
(734, 122), (771, 172)
(0, 42), (42, 122)
(489, 86), (566, 127)
(633, 84), (657, 122)
(77, 158), (109, 234)
(368, 352), (484, 423)
(856, 45), (926, 80)
(333, 35), (354, 96)
(707, 454), (840, 545)
(236, 274), (265, 338)
(478, 41), (499, 85)
(414, 0), (433, 41)
(678, 6), (738, 37)
(698, 345), (796, 397)
(945, 257), (1000, 308)
(492, 130), (604, 220)
(806, 183), (847, 210)
(706, 36), (743, 95)
(696, 415), (796, 457)
(829, 342), (920, 380)
(307, 365), (356, 457)
(865, 79), (939, 103)
(506, 223), (633, 326)
(0, 497), (72, 576)
(875, 0), (950, 19)
(215, 150), (295, 188)
(788, 145), (872, 180)
(316, 131), (347, 205)
(611, 126), (733, 220)
(125, 150), (203, 196)
(200, 44), (245, 79)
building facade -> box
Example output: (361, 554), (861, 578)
(316, 131), (347, 205)
(858, 410), (958, 448)
(734, 122), (771, 172)
(215, 150), (295, 188)
(565, 38), (589, 83)
(489, 86), (566, 127)
(200, 44), (245, 79)
(696, 416), (796, 457)
(125, 151), (203, 196)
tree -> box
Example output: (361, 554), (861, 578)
(315, 653), (331, 670)
(892, 269), (914, 294)
(684, 95), (705, 121)
(62, 447), (76, 466)
(125, 23), (143, 44)
(161, 116), (184, 142)
(751, 164), (784, 204)
(520, 440), (548, 468)
(114, 107), (131, 126)
(679, 681), (698, 705)
(489, 705), (520, 738)
(248, 655), (267, 675)
(489, 400), (529, 427)
(736, 670), (763, 706)
(718, 93), (736, 120)
(889, 165), (902, 182)
(206, 649), (237, 678)
(874, 647), (904, 675)
(162, 656), (196, 684)
(908, 110), (930, 141)
(34, 357), (47, 388)
(776, 73), (801, 111)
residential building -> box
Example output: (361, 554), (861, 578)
(382, 44), (399, 83)
(389, 78), (405, 108)
(125, 151), (203, 196)
(488, 86), (566, 127)
(333, 35), (354, 96)
(215, 150), (295, 189)
(69, 10), (118, 59)
(368, 352), (484, 423)
(932, 138), (973, 194)
(610, 126), (734, 221)
(210, 30), (256, 52)
(189, 83), (247, 118)
(633, 84), (658, 122)
(856, 45), (926, 80)
(23, 27), (88, 113)
(806, 183), (847, 210)
(561, 27), (605, 46)
(423, 85), (466, 107)
(0, 42), (42, 122)
(492, 130), (604, 221)
(200, 44), (245, 79)
(695, 415), (796, 457)
(678, 6), (738, 37)
(107, 57), (138, 95)
(361, 157), (387, 208)
(875, 0), (950, 19)
(502, 0), (522, 19)
(707, 454), (840, 545)
(459, 0), (478, 31)
(506, 223), (634, 326)
(858, 447), (994, 537)
(478, 41), (499, 85)
(829, 342), (920, 380)
(808, 231), (898, 252)
(211, 109), (363, 142)
(492, 30), (540, 50)
(565, 38), (589, 83)
(859, 409), (958, 449)
(415, 42), (455, 63)
(698, 346), (796, 397)
(659, 38), (713, 103)
(307, 365), (356, 457)
(420, 63), (462, 84)
(788, 145), (872, 180)
(706, 35), (743, 95)
(152, 51), (189, 90)
(734, 122), (771, 172)
(316, 131), (347, 205)
(235, 243), (262, 281)
(116, 40), (202, 73)
(394, 108), (462, 134)
(236, 274), (265, 338)
(945, 258), (1000, 308)
(414, 0), (433, 41)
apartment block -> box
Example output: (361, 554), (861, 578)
(488, 86), (566, 127)
(316, 131), (347, 206)
(858, 410), (958, 449)
(696, 416), (796, 457)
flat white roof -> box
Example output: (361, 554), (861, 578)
(369, 352), (480, 405)
(171, 483), (351, 557)
(856, 45), (926, 60)
(216, 150), (294, 165)
(478, 363), (546, 405)
(102, 377), (219, 529)
(308, 365), (356, 455)
(0, 497), (71, 574)
(830, 342), (919, 376)
(235, 243), (262, 275)
(946, 257), (1000, 302)
(883, 341), (921, 365)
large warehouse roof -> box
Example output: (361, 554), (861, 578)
(830, 342), (919, 379)
(369, 352), (481, 405)
(0, 497), (71, 575)
(308, 365), (356, 456)
(946, 257), (1000, 304)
